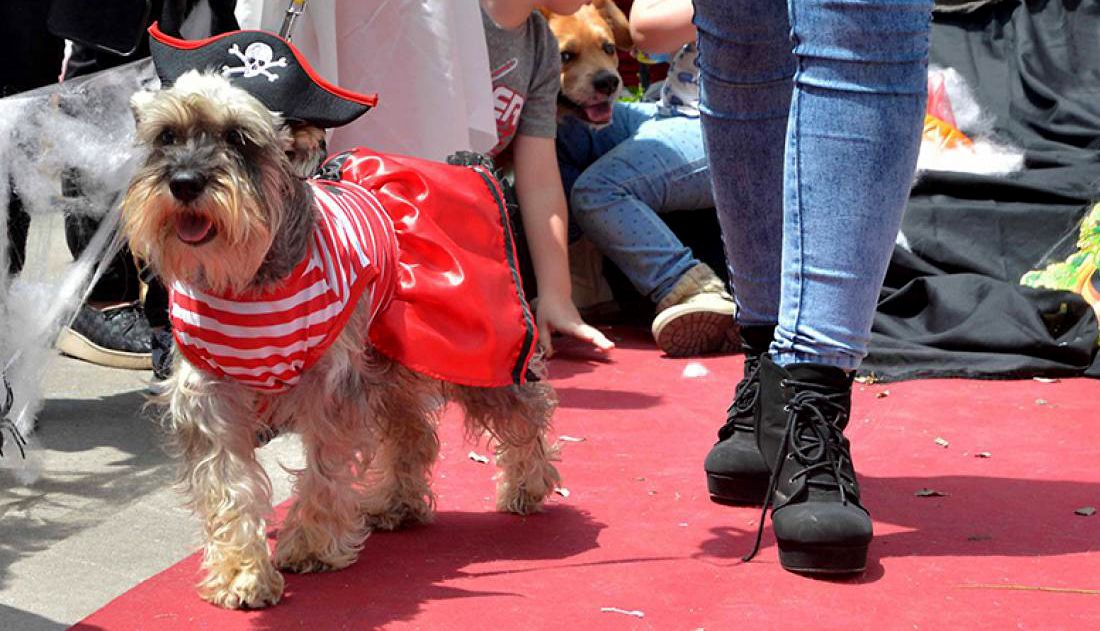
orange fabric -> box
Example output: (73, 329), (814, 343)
(923, 114), (973, 150)
(331, 148), (538, 387)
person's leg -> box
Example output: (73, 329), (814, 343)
(143, 272), (174, 380)
(697, 0), (928, 351)
(773, 0), (930, 370)
(553, 105), (649, 310)
(694, 0), (793, 329)
(569, 106), (736, 355)
(569, 103), (712, 304)
(6, 188), (30, 276)
(755, 3), (930, 569)
(698, 0), (931, 574)
(63, 210), (143, 304)
(57, 171), (153, 370)
(695, 0), (794, 503)
(556, 102), (654, 199)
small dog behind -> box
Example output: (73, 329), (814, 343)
(543, 0), (633, 126)
(122, 71), (561, 609)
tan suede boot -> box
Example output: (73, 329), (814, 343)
(651, 263), (740, 357)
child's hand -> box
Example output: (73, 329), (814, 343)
(535, 294), (615, 357)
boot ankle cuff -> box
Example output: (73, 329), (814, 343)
(740, 324), (776, 355)
(771, 351), (859, 377)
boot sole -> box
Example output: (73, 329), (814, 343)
(777, 542), (868, 575)
(652, 305), (739, 357)
(705, 471), (769, 506)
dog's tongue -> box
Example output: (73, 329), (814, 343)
(176, 213), (213, 244)
(584, 102), (613, 124)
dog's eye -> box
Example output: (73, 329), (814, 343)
(561, 51), (576, 64)
(224, 129), (246, 148)
(158, 129), (176, 145)
(602, 42), (616, 56)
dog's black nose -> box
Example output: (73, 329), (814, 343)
(592, 73), (621, 96)
(169, 170), (207, 203)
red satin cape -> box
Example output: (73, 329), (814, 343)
(330, 148), (538, 387)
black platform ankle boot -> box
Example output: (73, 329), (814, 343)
(743, 355), (872, 574)
(703, 325), (775, 505)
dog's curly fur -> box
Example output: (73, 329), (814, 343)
(121, 71), (561, 609)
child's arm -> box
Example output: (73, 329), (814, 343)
(629, 0), (696, 55)
(512, 133), (615, 356)
(480, 0), (533, 29)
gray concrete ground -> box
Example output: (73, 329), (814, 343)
(0, 215), (303, 629)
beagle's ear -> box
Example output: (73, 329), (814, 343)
(592, 0), (633, 50)
(538, 7), (554, 19)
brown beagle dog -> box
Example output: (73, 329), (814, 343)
(542, 0), (634, 126)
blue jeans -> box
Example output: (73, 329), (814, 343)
(694, 0), (931, 370)
(557, 101), (714, 303)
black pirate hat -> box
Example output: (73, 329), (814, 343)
(148, 23), (377, 128)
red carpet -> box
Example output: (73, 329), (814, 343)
(78, 329), (1100, 629)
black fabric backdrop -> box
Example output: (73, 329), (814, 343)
(861, 0), (1100, 381)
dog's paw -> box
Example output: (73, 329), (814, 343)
(273, 530), (361, 574)
(199, 563), (284, 609)
(274, 547), (356, 574)
(496, 462), (561, 515)
(363, 497), (434, 531)
(496, 482), (550, 515)
(274, 553), (346, 574)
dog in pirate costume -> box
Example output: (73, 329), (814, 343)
(121, 25), (560, 609)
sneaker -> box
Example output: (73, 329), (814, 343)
(651, 263), (740, 356)
(56, 302), (154, 370)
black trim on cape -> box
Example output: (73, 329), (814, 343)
(472, 166), (540, 384)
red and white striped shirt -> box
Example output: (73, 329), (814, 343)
(170, 179), (396, 392)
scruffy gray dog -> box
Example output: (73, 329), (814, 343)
(121, 71), (560, 609)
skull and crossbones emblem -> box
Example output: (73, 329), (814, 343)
(222, 42), (288, 82)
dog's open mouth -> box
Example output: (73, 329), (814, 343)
(582, 102), (613, 125)
(561, 95), (614, 126)
(176, 212), (217, 246)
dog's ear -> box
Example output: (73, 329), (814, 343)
(537, 7), (553, 19)
(283, 121), (328, 178)
(129, 89), (156, 124)
(592, 0), (633, 50)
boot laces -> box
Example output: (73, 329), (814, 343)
(743, 380), (853, 562)
(716, 356), (761, 441)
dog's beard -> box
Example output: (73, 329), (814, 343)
(122, 172), (275, 296)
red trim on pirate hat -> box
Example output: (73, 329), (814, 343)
(148, 23), (377, 128)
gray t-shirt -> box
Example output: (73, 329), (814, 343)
(481, 8), (561, 156)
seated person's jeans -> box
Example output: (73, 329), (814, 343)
(557, 101), (715, 305)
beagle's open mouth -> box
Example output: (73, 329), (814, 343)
(559, 94), (614, 126)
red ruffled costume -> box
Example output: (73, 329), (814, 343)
(341, 149), (538, 387)
(171, 148), (537, 391)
